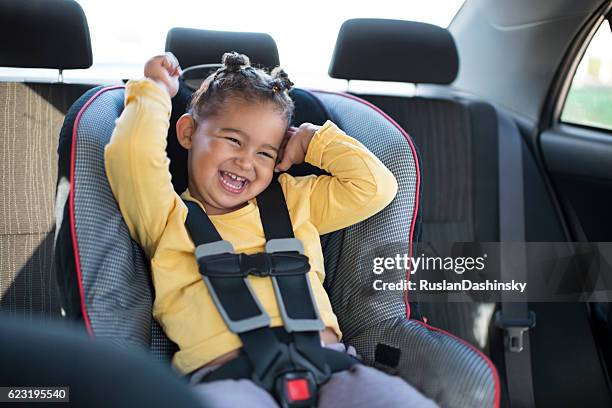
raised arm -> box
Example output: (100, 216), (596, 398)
(104, 54), (183, 258)
(278, 121), (398, 235)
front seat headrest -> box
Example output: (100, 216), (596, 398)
(165, 27), (280, 69)
(0, 0), (92, 69)
(329, 18), (458, 85)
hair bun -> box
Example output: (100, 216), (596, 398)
(270, 67), (294, 92)
(222, 52), (250, 72)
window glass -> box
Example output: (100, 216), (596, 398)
(561, 20), (612, 132)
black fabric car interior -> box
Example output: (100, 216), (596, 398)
(328, 17), (611, 408)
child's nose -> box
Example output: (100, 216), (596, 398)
(234, 155), (254, 172)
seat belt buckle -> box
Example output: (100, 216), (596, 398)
(495, 310), (536, 353)
(276, 371), (317, 408)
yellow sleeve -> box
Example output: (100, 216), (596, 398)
(285, 120), (398, 235)
(104, 78), (184, 258)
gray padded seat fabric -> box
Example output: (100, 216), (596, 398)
(313, 91), (497, 407)
(67, 87), (156, 348)
(356, 93), (500, 353)
(313, 91), (418, 338)
(55, 86), (177, 359)
(351, 318), (496, 408)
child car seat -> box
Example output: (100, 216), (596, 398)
(54, 30), (499, 408)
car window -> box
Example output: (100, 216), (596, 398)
(561, 19), (612, 132)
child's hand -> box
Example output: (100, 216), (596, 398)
(275, 123), (319, 172)
(144, 52), (182, 98)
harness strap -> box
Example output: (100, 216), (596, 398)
(183, 176), (358, 407)
(185, 200), (281, 382)
(257, 175), (295, 240)
(256, 177), (331, 375)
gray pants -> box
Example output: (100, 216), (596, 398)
(189, 344), (439, 408)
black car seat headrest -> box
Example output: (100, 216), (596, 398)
(0, 0), (92, 69)
(329, 18), (458, 85)
(165, 27), (280, 70)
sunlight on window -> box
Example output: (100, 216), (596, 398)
(562, 20), (612, 131)
(47, 0), (463, 88)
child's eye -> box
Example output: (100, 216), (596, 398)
(258, 152), (274, 159)
(225, 137), (241, 145)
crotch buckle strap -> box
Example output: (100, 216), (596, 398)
(257, 342), (331, 408)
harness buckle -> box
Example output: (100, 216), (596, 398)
(254, 343), (328, 408)
(276, 371), (317, 408)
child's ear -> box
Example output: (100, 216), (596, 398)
(176, 113), (196, 149)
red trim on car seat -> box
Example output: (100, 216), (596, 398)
(416, 320), (501, 408)
(311, 90), (421, 320)
(69, 85), (124, 338)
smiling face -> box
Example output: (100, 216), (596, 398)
(176, 98), (287, 215)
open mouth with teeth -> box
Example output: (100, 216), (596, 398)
(218, 170), (249, 194)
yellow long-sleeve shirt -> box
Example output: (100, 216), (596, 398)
(104, 79), (398, 375)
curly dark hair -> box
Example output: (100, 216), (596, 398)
(189, 51), (295, 126)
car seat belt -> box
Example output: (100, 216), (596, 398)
(183, 175), (357, 407)
(494, 110), (537, 408)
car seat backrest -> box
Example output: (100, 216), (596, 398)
(330, 18), (501, 243)
(0, 0), (94, 319)
(328, 18), (566, 348)
(330, 18), (566, 244)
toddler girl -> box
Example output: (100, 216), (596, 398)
(105, 51), (437, 407)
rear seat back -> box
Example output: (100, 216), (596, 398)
(332, 19), (497, 243)
(328, 18), (566, 348)
(0, 0), (95, 318)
